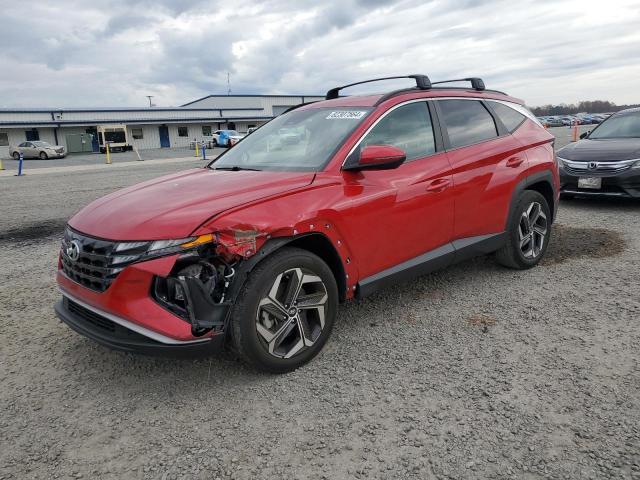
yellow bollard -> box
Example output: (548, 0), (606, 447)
(106, 143), (112, 164)
(0, 157), (4, 170)
(195, 142), (200, 157)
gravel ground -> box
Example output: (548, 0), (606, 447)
(1, 159), (639, 480)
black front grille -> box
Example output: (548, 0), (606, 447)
(65, 297), (116, 332)
(563, 160), (633, 176)
(60, 228), (133, 292)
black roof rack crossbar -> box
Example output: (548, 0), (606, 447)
(325, 74), (431, 100)
(430, 77), (485, 91)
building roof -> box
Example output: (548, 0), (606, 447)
(0, 107), (263, 113)
(181, 94), (323, 107)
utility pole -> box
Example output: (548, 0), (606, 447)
(227, 72), (231, 95)
(146, 95), (154, 107)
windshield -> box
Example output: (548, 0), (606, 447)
(209, 107), (372, 171)
(105, 131), (126, 143)
(589, 112), (640, 139)
(32, 141), (51, 147)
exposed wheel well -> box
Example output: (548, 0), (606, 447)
(526, 180), (555, 222)
(286, 234), (347, 302)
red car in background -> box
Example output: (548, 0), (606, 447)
(55, 75), (559, 373)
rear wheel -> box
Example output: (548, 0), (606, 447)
(39, 151), (48, 160)
(230, 247), (338, 373)
(495, 190), (551, 269)
(12, 152), (20, 160)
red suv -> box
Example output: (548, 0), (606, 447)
(55, 75), (559, 373)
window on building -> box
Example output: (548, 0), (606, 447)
(489, 102), (526, 133)
(0, 133), (8, 147)
(202, 126), (212, 136)
(438, 100), (498, 149)
(178, 126), (188, 137)
(360, 101), (436, 161)
(25, 129), (40, 141)
(131, 128), (144, 139)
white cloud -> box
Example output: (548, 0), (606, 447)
(0, 0), (638, 107)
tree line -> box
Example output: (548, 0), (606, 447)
(531, 100), (640, 116)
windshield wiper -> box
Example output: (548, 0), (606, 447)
(213, 166), (262, 171)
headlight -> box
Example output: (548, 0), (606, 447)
(111, 234), (214, 265)
(556, 157), (566, 168)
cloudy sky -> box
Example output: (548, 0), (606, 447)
(1, 0), (639, 108)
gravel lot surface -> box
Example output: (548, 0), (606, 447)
(1, 156), (639, 479)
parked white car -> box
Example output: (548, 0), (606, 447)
(9, 141), (66, 159)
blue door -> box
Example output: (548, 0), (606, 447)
(159, 125), (170, 148)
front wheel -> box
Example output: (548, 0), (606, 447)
(495, 190), (551, 269)
(230, 247), (338, 373)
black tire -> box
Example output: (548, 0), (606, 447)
(12, 152), (20, 160)
(39, 151), (48, 160)
(230, 247), (338, 373)
(212, 139), (218, 147)
(495, 190), (551, 269)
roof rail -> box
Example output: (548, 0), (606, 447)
(325, 74), (431, 100)
(431, 77), (485, 91)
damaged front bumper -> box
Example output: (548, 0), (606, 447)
(55, 243), (235, 356)
(55, 293), (225, 356)
(55, 226), (293, 356)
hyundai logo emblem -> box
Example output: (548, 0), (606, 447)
(588, 162), (598, 170)
(66, 240), (81, 262)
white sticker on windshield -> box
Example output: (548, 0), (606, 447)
(326, 111), (367, 120)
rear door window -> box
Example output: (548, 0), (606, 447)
(360, 102), (436, 161)
(438, 99), (498, 149)
(489, 102), (526, 132)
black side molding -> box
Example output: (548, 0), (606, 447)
(356, 232), (506, 298)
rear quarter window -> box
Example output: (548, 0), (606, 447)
(489, 102), (526, 132)
(438, 99), (498, 149)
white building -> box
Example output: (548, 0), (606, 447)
(0, 94), (323, 158)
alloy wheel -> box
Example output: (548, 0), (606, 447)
(255, 267), (328, 359)
(518, 201), (548, 259)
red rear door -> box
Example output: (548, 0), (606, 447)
(435, 99), (529, 239)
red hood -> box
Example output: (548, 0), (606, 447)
(68, 168), (315, 240)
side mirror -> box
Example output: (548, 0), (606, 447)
(344, 145), (406, 171)
(580, 131), (590, 139)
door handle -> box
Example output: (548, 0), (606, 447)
(425, 178), (451, 192)
(506, 156), (524, 168)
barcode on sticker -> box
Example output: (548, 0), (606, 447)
(326, 111), (367, 119)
